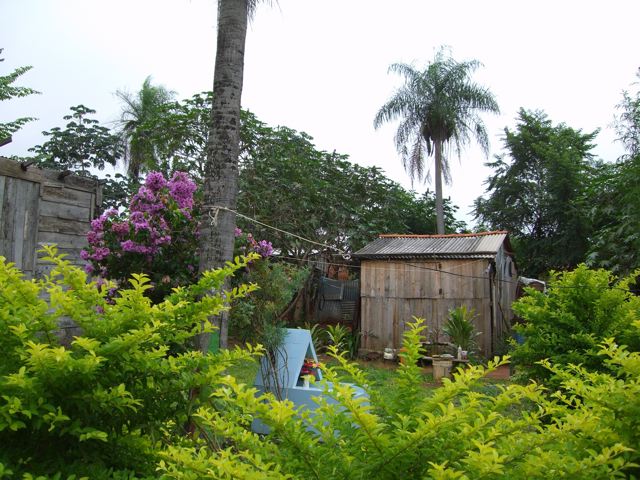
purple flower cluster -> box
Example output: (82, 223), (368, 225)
(254, 240), (274, 258)
(81, 171), (200, 301)
(169, 172), (197, 210)
(235, 230), (274, 259)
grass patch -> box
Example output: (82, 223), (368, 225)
(225, 356), (259, 386)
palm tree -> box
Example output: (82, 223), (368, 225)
(374, 48), (499, 234)
(198, 0), (268, 350)
(116, 76), (175, 180)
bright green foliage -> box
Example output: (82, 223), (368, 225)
(160, 317), (640, 479)
(443, 306), (480, 353)
(325, 323), (350, 351)
(0, 246), (259, 478)
(229, 237), (309, 348)
(474, 109), (598, 278)
(511, 264), (640, 386)
(0, 48), (39, 143)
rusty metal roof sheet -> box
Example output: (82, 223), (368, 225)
(353, 231), (511, 260)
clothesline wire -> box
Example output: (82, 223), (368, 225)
(276, 254), (518, 285)
(207, 205), (349, 257)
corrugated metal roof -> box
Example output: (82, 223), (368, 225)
(353, 231), (510, 259)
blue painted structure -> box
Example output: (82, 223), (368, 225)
(252, 328), (367, 434)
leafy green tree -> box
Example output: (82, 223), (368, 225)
(238, 121), (465, 259)
(374, 47), (499, 234)
(587, 71), (640, 274)
(474, 109), (598, 277)
(30, 104), (121, 174)
(511, 264), (640, 388)
(116, 75), (175, 180)
(140, 91), (214, 178)
(615, 68), (640, 159)
(29, 104), (132, 209)
(0, 48), (39, 146)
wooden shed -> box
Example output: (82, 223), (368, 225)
(353, 231), (517, 357)
(0, 157), (102, 279)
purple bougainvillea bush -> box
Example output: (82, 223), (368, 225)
(82, 171), (199, 302)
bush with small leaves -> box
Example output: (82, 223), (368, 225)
(0, 246), (260, 479)
(160, 317), (640, 479)
(511, 264), (640, 387)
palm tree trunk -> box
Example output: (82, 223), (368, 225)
(197, 0), (249, 351)
(434, 139), (445, 234)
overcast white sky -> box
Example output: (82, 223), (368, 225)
(2, 0), (639, 226)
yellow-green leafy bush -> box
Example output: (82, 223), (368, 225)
(162, 318), (640, 479)
(2, 253), (640, 479)
(0, 247), (259, 479)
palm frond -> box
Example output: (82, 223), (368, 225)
(374, 46), (499, 191)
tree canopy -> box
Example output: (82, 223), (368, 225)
(116, 76), (175, 179)
(586, 73), (640, 274)
(238, 114), (464, 259)
(30, 105), (121, 174)
(474, 109), (597, 277)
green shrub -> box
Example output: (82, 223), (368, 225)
(511, 264), (640, 386)
(160, 318), (640, 479)
(0, 246), (259, 479)
(230, 231), (308, 348)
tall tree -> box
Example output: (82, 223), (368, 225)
(374, 47), (499, 234)
(238, 118), (466, 258)
(474, 109), (598, 277)
(198, 0), (264, 350)
(586, 70), (640, 274)
(116, 76), (175, 180)
(0, 48), (39, 146)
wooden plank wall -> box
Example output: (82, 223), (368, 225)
(360, 259), (493, 356)
(0, 157), (100, 279)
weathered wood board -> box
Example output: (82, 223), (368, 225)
(0, 157), (101, 279)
